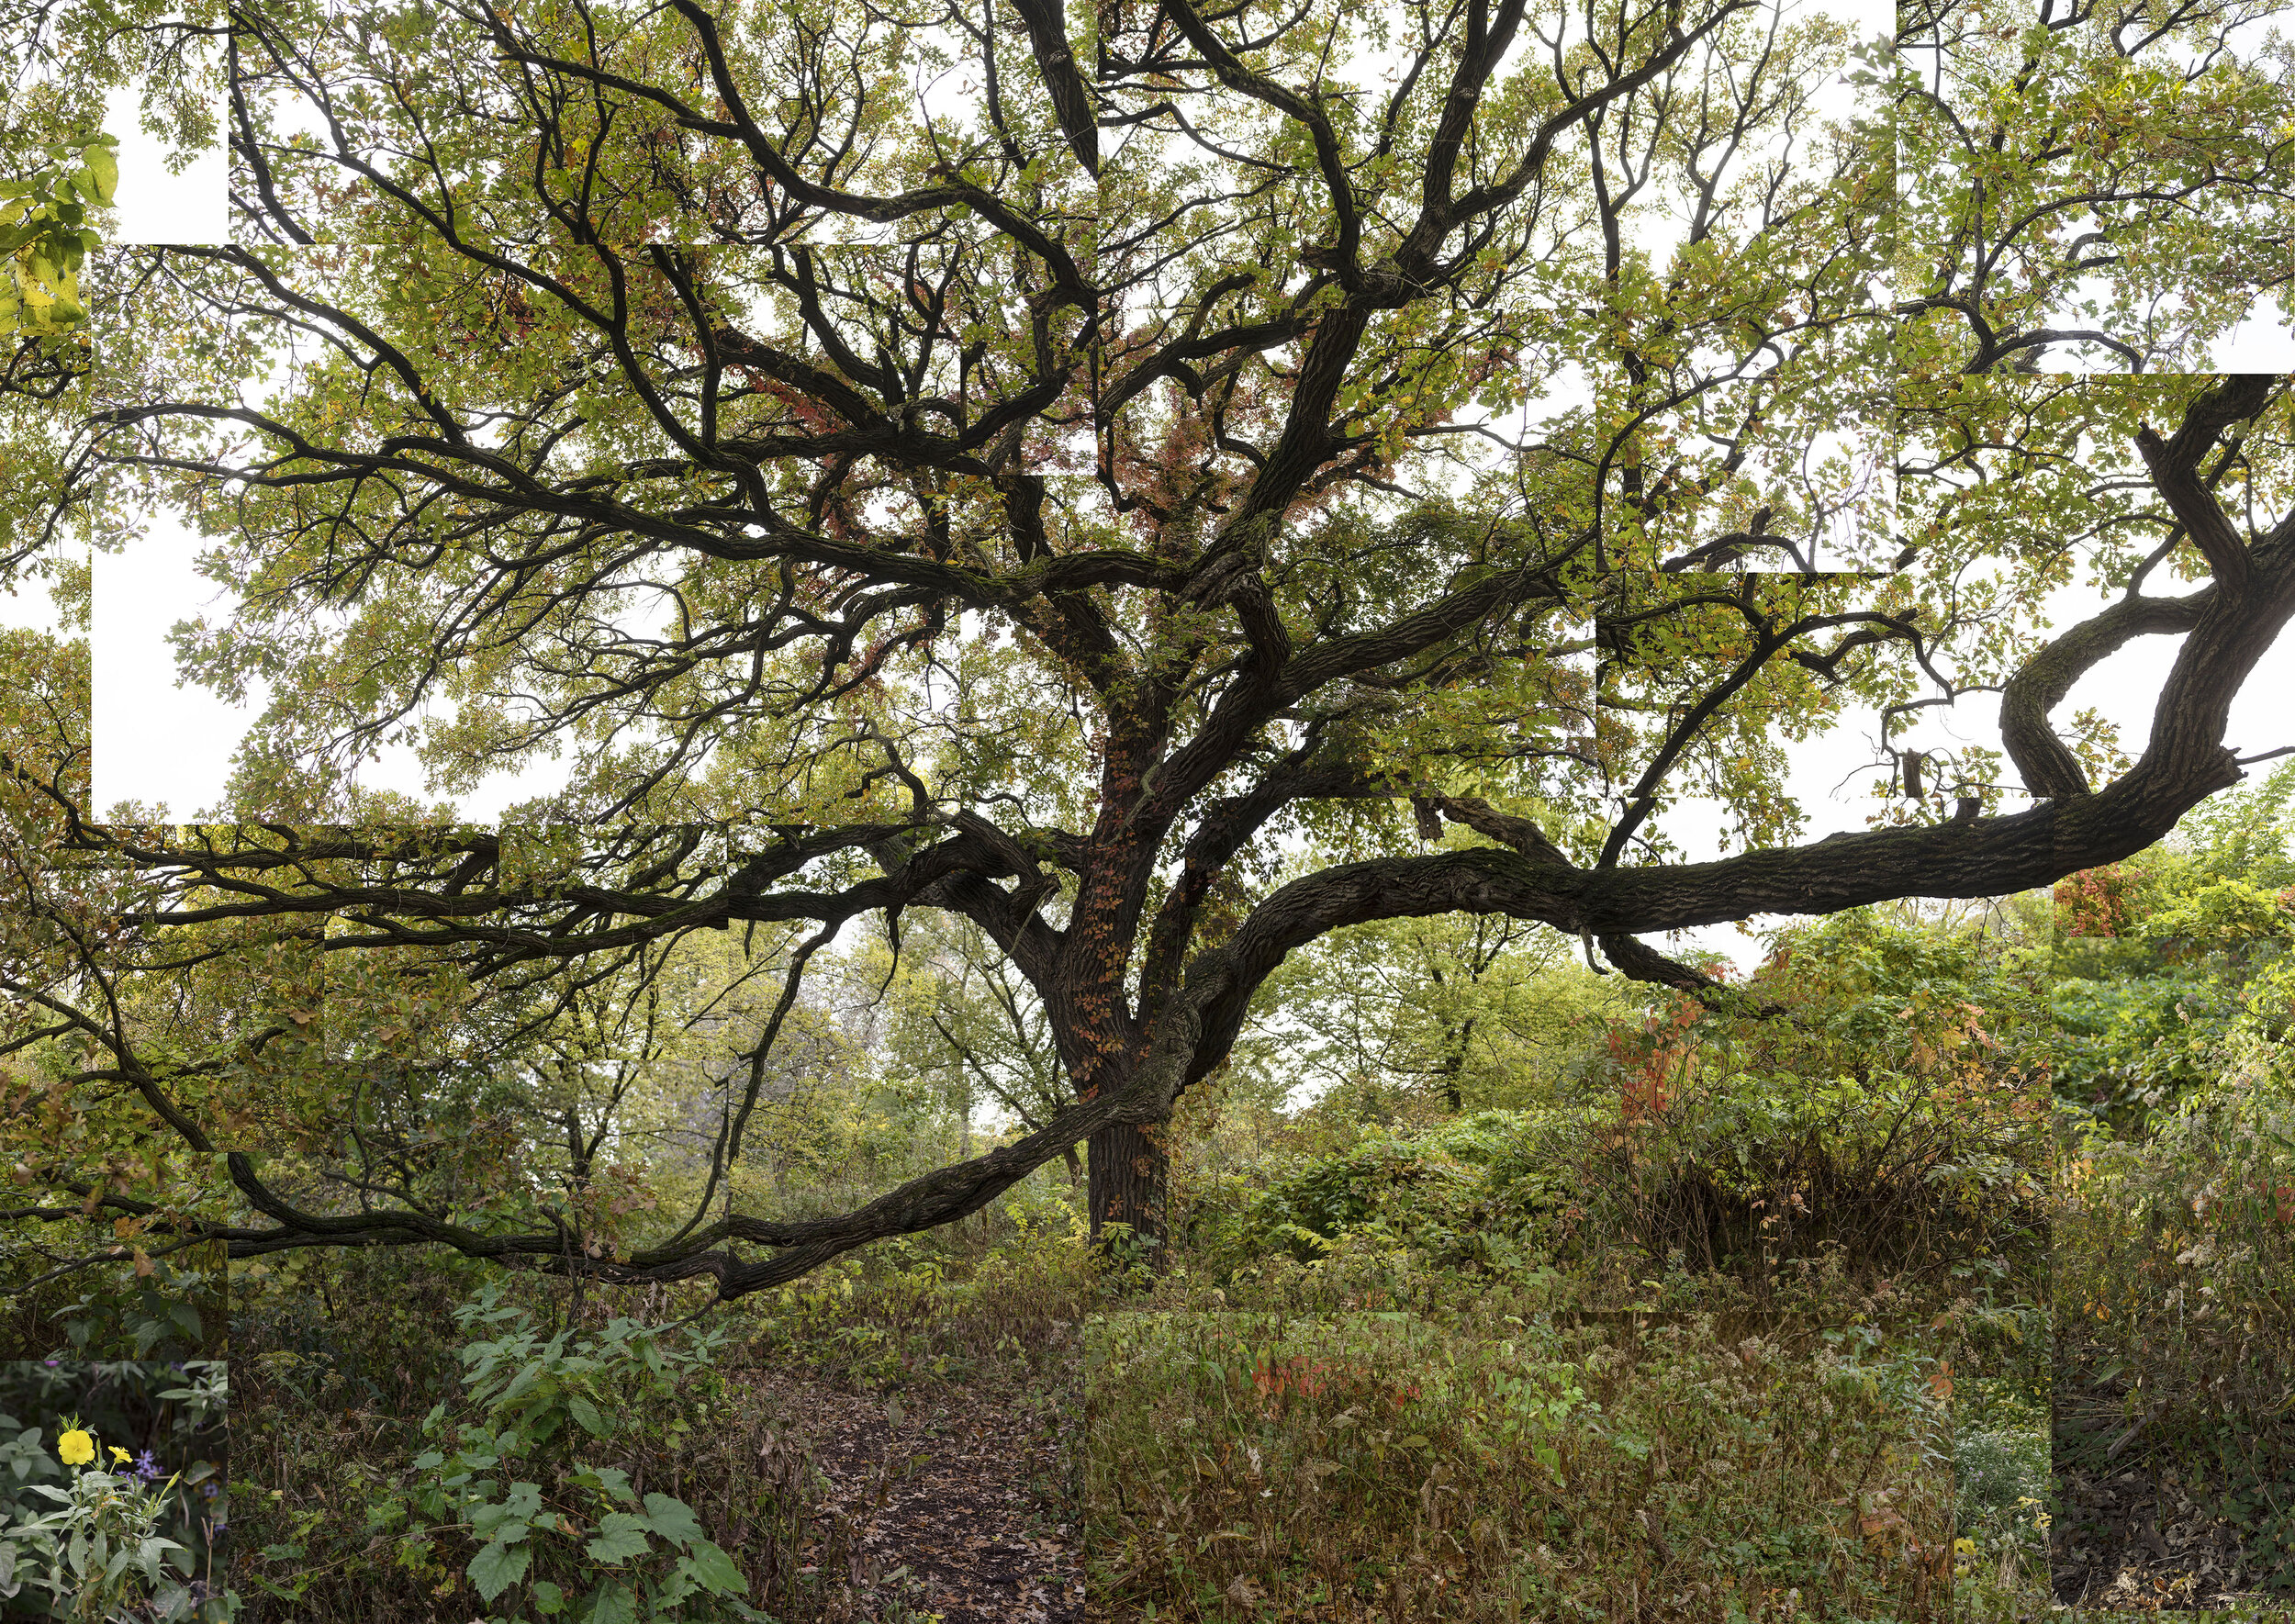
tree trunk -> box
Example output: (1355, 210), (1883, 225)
(1087, 1119), (1169, 1269)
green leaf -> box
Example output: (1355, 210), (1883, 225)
(583, 1512), (651, 1564)
(135, 1536), (182, 1584)
(532, 1580), (566, 1615)
(566, 1395), (610, 1439)
(638, 1492), (704, 1549)
(478, 1480), (544, 1533)
(467, 1538), (531, 1603)
(84, 145), (118, 207)
(675, 1540), (748, 1597)
(580, 1579), (637, 1624)
(575, 1462), (636, 1503)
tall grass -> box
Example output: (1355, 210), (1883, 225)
(1083, 1271), (1955, 1622)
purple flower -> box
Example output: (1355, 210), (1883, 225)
(133, 1450), (161, 1482)
(40, 1359), (57, 1367)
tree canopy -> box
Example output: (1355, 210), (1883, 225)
(6, 0), (2295, 1299)
(1, 0), (218, 391)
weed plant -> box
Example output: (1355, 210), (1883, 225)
(0, 1361), (229, 1621)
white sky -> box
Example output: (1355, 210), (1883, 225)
(101, 84), (227, 245)
(72, 25), (2295, 968)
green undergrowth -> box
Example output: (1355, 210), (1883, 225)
(228, 1170), (1102, 1624)
(2054, 1016), (2295, 1598)
(733, 1184), (1099, 1396)
(231, 1249), (814, 1624)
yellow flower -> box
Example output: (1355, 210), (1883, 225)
(56, 1429), (94, 1466)
(110, 1446), (131, 1464)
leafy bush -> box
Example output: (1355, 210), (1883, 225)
(1554, 910), (2054, 1311)
(353, 1283), (758, 1623)
(0, 1249), (226, 1364)
(1191, 1109), (1606, 1280)
(230, 1245), (487, 1424)
(1952, 1423), (2049, 1547)
(2050, 958), (2250, 1137)
(2135, 878), (2295, 949)
(1584, 1059), (2049, 1309)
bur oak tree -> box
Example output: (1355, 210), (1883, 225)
(6, 0), (2295, 1298)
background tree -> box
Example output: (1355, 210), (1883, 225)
(2, 0), (218, 394)
(2, 0), (221, 165)
(868, 909), (1085, 1184)
(7, 0), (2295, 1299)
(1246, 890), (1622, 1116)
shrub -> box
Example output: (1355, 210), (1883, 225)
(1579, 1061), (2050, 1309)
(244, 1282), (769, 1624)
(2050, 953), (2259, 1137)
(38, 1252), (225, 1363)
(1952, 1423), (2049, 1547)
(1192, 1110), (1606, 1280)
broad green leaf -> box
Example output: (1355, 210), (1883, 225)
(467, 1538), (532, 1603)
(580, 1579), (637, 1624)
(676, 1540), (748, 1597)
(638, 1492), (704, 1549)
(576, 1463), (637, 1504)
(583, 1512), (651, 1564)
(84, 144), (118, 207)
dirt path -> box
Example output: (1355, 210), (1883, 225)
(749, 1364), (1085, 1624)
